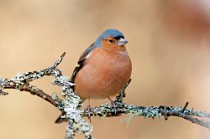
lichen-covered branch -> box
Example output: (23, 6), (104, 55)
(0, 52), (210, 139)
(0, 52), (67, 106)
(82, 101), (210, 129)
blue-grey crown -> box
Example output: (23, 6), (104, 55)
(94, 29), (125, 47)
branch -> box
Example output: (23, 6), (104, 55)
(0, 52), (67, 106)
(0, 52), (210, 139)
(83, 102), (210, 129)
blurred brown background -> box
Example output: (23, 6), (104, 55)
(0, 0), (210, 139)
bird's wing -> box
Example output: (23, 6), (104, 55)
(70, 43), (96, 83)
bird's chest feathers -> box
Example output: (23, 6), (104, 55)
(85, 48), (130, 78)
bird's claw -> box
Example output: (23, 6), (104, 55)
(85, 105), (92, 122)
(111, 101), (117, 115)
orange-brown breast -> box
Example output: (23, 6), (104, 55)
(74, 46), (132, 99)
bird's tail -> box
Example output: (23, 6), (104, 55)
(55, 114), (68, 124)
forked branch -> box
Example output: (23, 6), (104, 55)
(0, 52), (209, 139)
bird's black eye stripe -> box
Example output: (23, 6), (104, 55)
(114, 36), (124, 40)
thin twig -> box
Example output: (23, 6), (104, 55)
(0, 52), (66, 107)
(4, 82), (56, 106)
(181, 102), (189, 113)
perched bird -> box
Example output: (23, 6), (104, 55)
(55, 29), (132, 123)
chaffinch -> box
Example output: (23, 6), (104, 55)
(55, 29), (132, 123)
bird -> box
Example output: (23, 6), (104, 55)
(55, 29), (132, 123)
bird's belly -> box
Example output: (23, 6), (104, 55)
(74, 52), (132, 99)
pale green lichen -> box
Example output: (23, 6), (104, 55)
(0, 77), (5, 84)
(51, 73), (93, 139)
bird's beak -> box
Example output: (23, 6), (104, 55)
(117, 38), (128, 46)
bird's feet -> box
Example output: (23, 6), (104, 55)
(85, 98), (92, 122)
(108, 97), (117, 115)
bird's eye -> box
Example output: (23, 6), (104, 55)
(109, 39), (114, 43)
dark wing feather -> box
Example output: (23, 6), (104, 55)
(70, 43), (96, 84)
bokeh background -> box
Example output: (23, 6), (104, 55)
(0, 0), (210, 139)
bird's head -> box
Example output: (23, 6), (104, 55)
(94, 29), (128, 48)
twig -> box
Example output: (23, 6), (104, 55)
(0, 52), (67, 107)
(4, 82), (56, 106)
(115, 79), (131, 103)
(181, 102), (189, 113)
